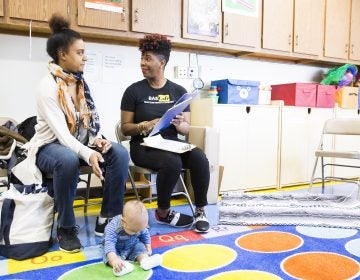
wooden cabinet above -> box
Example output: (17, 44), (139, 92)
(131, 0), (180, 37)
(8, 0), (67, 22)
(77, 0), (128, 31)
(0, 0), (357, 67)
(349, 0), (360, 62)
(0, 0), (4, 17)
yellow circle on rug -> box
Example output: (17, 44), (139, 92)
(205, 270), (281, 280)
(281, 252), (360, 280)
(236, 231), (303, 253)
(162, 244), (236, 272)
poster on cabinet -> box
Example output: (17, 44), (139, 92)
(187, 0), (219, 37)
(84, 0), (124, 13)
(222, 0), (259, 17)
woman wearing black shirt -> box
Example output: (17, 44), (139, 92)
(121, 34), (210, 233)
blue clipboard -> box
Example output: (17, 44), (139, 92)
(148, 93), (197, 137)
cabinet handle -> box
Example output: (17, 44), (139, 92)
(225, 23), (228, 36)
(216, 23), (219, 35)
(345, 44), (348, 54)
(295, 35), (298, 46)
(134, 8), (139, 24)
(121, 8), (126, 22)
(288, 34), (292, 45)
(351, 44), (354, 54)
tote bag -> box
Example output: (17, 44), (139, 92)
(0, 185), (54, 260)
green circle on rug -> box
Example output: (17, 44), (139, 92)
(58, 261), (152, 280)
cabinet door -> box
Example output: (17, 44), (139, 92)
(0, 0), (3, 17)
(223, 8), (261, 48)
(182, 0), (221, 42)
(324, 0), (351, 60)
(293, 0), (324, 56)
(280, 107), (309, 185)
(262, 0), (293, 52)
(246, 106), (279, 188)
(349, 0), (360, 61)
(132, 0), (180, 37)
(307, 108), (334, 180)
(77, 0), (128, 31)
(214, 106), (248, 191)
(8, 0), (68, 21)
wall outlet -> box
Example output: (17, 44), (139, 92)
(188, 66), (199, 78)
(174, 66), (188, 79)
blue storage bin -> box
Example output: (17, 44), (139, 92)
(211, 79), (260, 104)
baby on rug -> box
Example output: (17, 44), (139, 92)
(103, 200), (162, 276)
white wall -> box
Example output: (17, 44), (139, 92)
(0, 33), (328, 141)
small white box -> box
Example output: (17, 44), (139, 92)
(258, 90), (271, 105)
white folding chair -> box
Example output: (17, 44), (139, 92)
(115, 120), (195, 216)
(309, 117), (360, 198)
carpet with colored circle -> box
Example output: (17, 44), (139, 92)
(1, 205), (360, 280)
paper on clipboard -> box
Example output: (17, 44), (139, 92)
(148, 92), (197, 137)
(142, 135), (196, 153)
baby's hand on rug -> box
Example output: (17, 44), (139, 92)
(108, 253), (125, 273)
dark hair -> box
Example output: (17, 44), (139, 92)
(46, 14), (82, 63)
(139, 34), (171, 64)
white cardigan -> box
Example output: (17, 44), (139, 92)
(12, 73), (102, 184)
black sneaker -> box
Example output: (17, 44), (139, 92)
(155, 209), (194, 227)
(194, 209), (210, 233)
(57, 227), (81, 253)
(94, 217), (110, 237)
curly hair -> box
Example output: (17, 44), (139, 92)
(46, 13), (82, 63)
(139, 34), (171, 63)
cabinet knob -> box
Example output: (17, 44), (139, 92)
(134, 8), (139, 23)
(121, 9), (126, 22)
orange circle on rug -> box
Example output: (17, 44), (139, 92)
(236, 231), (303, 253)
(281, 252), (360, 280)
(205, 270), (281, 280)
(162, 244), (236, 272)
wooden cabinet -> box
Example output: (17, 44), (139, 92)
(324, 0), (351, 60)
(7, 0), (68, 22)
(280, 107), (334, 186)
(182, 0), (221, 42)
(263, 0), (324, 56)
(0, 0), (4, 17)
(293, 0), (324, 56)
(262, 0), (293, 52)
(349, 0), (360, 61)
(191, 99), (280, 191)
(131, 0), (180, 37)
(223, 1), (262, 49)
(77, 0), (128, 31)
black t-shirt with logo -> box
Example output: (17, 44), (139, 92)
(121, 79), (189, 143)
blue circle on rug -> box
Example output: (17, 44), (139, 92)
(296, 226), (358, 239)
(345, 238), (360, 257)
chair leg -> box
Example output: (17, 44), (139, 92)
(321, 157), (325, 193)
(178, 175), (195, 216)
(128, 169), (140, 201)
(84, 173), (92, 214)
(309, 156), (319, 194)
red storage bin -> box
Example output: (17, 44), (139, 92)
(271, 83), (317, 107)
(316, 85), (336, 108)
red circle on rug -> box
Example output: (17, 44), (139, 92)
(236, 231), (303, 253)
(282, 252), (360, 280)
